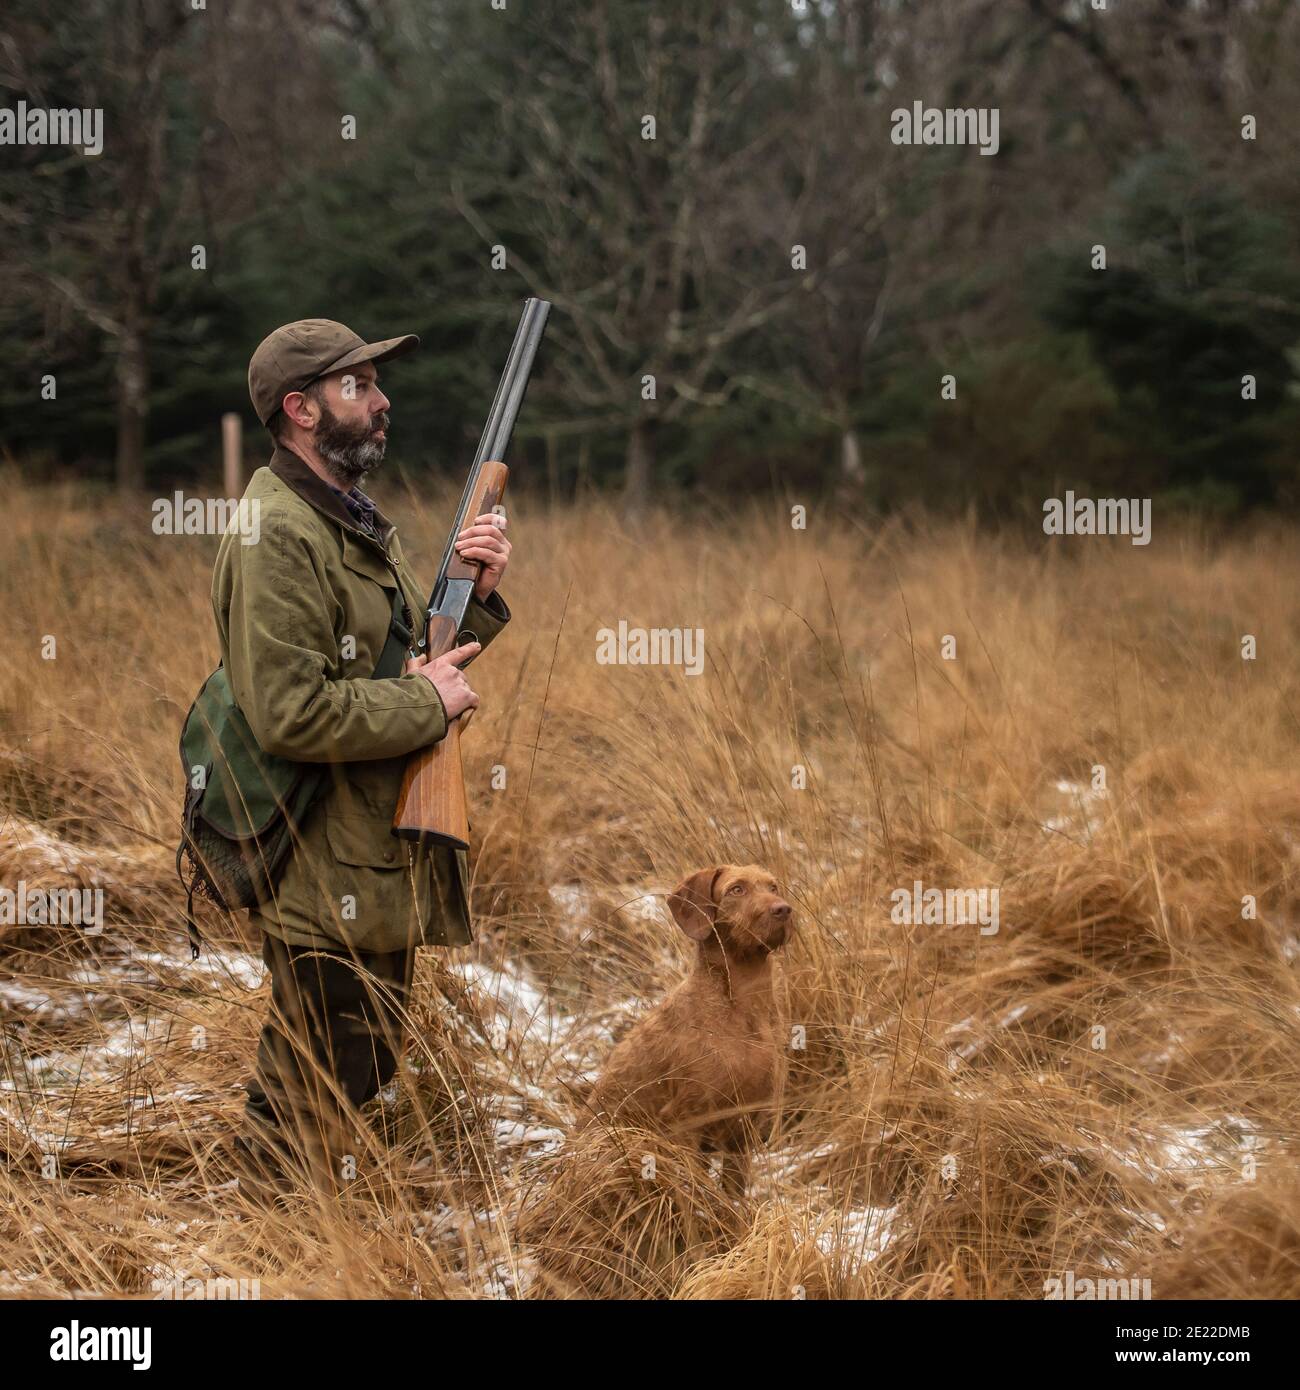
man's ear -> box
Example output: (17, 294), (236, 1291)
(667, 866), (725, 941)
(280, 389), (315, 432)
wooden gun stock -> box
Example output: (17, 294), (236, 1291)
(391, 460), (509, 849)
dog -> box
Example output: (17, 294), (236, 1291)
(583, 863), (795, 1181)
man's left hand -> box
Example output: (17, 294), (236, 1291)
(455, 511), (511, 601)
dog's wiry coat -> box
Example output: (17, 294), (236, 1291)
(584, 864), (795, 1173)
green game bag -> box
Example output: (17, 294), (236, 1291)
(176, 585), (412, 957)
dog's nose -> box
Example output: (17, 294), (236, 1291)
(771, 900), (792, 920)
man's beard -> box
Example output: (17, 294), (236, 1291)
(315, 403), (389, 487)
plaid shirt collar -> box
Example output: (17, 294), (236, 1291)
(328, 481), (380, 536)
(269, 447), (396, 548)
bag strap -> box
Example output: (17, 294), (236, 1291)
(176, 784), (206, 960)
(374, 571), (415, 681)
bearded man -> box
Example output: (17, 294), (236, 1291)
(215, 319), (512, 1195)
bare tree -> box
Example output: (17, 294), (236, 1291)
(0, 0), (353, 488)
(448, 0), (843, 517)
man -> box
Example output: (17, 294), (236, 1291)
(215, 318), (512, 1195)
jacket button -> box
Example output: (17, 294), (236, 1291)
(383, 849), (395, 863)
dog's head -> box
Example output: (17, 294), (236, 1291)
(666, 863), (794, 958)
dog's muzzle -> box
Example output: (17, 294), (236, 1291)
(765, 901), (794, 949)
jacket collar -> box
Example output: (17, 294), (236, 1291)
(268, 444), (396, 548)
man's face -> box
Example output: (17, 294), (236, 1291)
(310, 363), (392, 486)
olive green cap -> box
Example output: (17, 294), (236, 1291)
(248, 319), (419, 426)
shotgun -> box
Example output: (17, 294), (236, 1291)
(392, 297), (551, 850)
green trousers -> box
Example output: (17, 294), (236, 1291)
(238, 933), (414, 1182)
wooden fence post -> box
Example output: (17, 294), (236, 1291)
(222, 412), (242, 498)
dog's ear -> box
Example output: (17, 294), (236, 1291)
(667, 866), (724, 941)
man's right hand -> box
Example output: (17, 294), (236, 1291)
(405, 640), (481, 719)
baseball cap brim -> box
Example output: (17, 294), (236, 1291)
(319, 333), (420, 379)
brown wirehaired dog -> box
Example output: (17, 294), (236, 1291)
(583, 864), (795, 1180)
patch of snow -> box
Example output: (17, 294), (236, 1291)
(1041, 779), (1108, 839)
(455, 959), (553, 1029)
(483, 1255), (537, 1300)
(1160, 1116), (1263, 1172)
(546, 884), (591, 925)
(3, 818), (119, 885)
(493, 1117), (565, 1157)
(803, 1205), (897, 1275)
(0, 979), (99, 1022)
(133, 947), (266, 991)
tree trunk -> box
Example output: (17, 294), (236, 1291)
(622, 417), (656, 521)
(115, 303), (149, 492)
(840, 427), (864, 484)
(545, 428), (559, 506)
(576, 434), (590, 501)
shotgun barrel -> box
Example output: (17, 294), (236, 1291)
(417, 297), (551, 653)
(392, 297), (551, 848)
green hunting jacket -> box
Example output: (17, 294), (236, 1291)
(210, 445), (510, 953)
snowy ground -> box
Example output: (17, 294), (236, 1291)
(0, 845), (1285, 1297)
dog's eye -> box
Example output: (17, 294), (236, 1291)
(729, 884), (745, 895)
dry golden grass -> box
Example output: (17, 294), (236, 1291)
(1, 470), (1298, 1299)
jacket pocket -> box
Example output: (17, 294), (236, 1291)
(325, 811), (404, 869)
(340, 531), (398, 589)
(321, 810), (415, 947)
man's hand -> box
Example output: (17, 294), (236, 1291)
(455, 509), (510, 601)
(405, 640), (481, 719)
